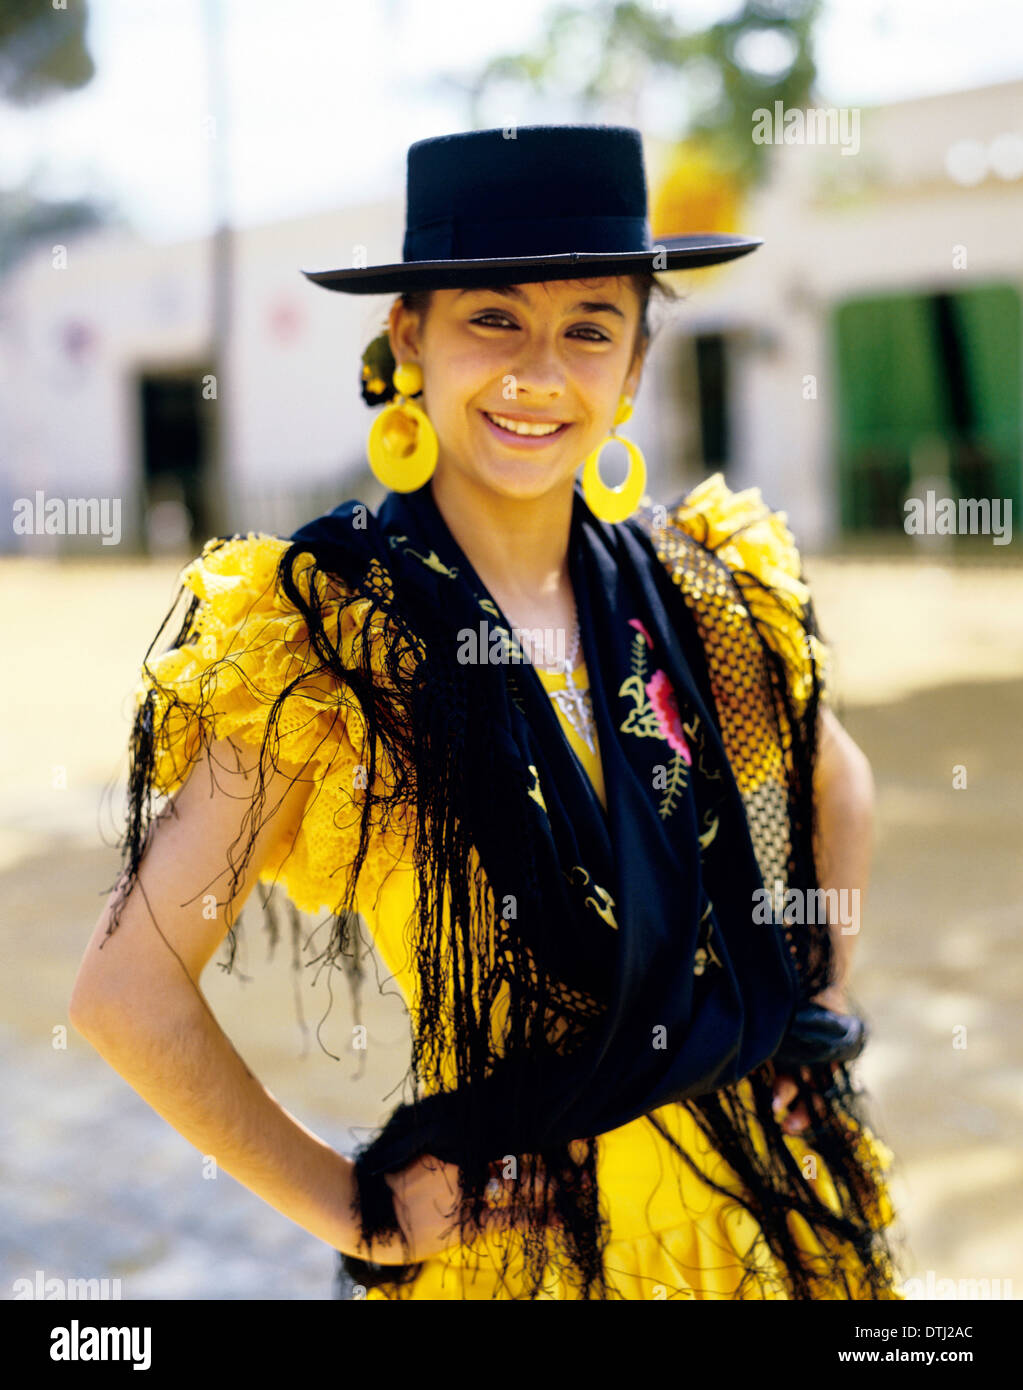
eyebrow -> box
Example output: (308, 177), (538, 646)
(456, 285), (626, 320)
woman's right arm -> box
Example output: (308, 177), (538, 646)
(68, 737), (415, 1262)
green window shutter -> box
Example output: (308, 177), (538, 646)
(832, 283), (1021, 535)
(950, 285), (1021, 512)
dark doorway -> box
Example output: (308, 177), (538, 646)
(138, 368), (215, 552)
(694, 333), (730, 474)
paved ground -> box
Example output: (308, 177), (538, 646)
(1, 548), (1021, 1300)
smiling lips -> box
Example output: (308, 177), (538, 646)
(481, 409), (571, 444)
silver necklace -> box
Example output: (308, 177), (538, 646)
(507, 600), (598, 755)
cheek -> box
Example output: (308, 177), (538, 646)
(574, 340), (631, 390)
(425, 345), (498, 421)
(576, 357), (631, 425)
(421, 332), (632, 435)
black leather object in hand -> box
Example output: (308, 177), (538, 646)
(773, 1002), (868, 1069)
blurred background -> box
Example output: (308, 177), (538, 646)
(1, 0), (1021, 1300)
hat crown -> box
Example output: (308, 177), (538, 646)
(402, 124), (654, 263)
(300, 121), (763, 294)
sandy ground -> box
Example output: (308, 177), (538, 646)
(1, 547), (1020, 1300)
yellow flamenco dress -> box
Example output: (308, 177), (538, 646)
(132, 475), (903, 1301)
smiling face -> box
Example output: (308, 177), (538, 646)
(386, 276), (646, 503)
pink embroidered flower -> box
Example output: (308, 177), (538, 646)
(646, 668), (692, 765)
(628, 617), (654, 650)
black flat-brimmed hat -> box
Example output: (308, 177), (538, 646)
(301, 124), (762, 295)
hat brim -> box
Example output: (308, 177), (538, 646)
(300, 234), (762, 295)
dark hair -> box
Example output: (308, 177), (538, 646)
(359, 271), (681, 406)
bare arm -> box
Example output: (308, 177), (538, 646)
(69, 738), (427, 1263)
(810, 703), (876, 1011)
(773, 704), (876, 1130)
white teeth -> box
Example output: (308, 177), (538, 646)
(486, 412), (563, 437)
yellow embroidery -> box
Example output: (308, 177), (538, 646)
(618, 631), (660, 739)
(619, 629), (693, 822)
(693, 902), (723, 976)
(390, 535), (461, 581)
(526, 764), (547, 814)
(698, 811), (719, 850)
(657, 747), (689, 820)
(585, 883), (618, 931)
(565, 865), (619, 931)
(617, 672), (663, 739)
(470, 600), (523, 663)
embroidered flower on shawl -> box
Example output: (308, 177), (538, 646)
(645, 668), (692, 766)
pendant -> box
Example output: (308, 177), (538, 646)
(551, 668), (597, 754)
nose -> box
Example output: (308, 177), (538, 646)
(509, 335), (567, 401)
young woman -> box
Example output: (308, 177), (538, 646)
(70, 125), (904, 1300)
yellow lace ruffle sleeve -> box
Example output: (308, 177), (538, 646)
(666, 471), (831, 717)
(133, 532), (410, 918)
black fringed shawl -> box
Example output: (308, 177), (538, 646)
(108, 474), (902, 1300)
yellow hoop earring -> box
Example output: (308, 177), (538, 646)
(367, 361), (438, 491)
(581, 395), (646, 523)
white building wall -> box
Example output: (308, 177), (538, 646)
(227, 200), (402, 512)
(2, 78), (1021, 554)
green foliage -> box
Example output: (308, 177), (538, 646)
(0, 186), (117, 277)
(464, 0), (822, 188)
(0, 0), (94, 105)
(0, 1), (107, 276)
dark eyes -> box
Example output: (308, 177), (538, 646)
(469, 311), (610, 342)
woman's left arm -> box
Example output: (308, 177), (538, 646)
(807, 703), (876, 1012)
(772, 704), (876, 1130)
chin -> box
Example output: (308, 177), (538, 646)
(471, 457), (578, 502)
